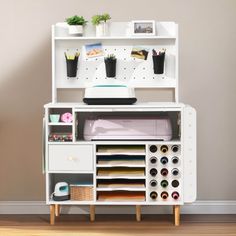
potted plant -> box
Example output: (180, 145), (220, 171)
(91, 13), (111, 37)
(104, 54), (117, 78)
(66, 15), (87, 36)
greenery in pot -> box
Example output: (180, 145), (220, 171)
(91, 13), (111, 25)
(92, 13), (111, 37)
(66, 15), (87, 26)
(65, 15), (87, 35)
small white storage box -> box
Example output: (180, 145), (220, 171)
(83, 116), (172, 141)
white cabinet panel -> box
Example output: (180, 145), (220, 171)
(48, 145), (93, 171)
(183, 106), (197, 203)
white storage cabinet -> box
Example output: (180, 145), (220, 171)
(43, 22), (196, 226)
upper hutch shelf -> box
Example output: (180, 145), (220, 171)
(52, 21), (179, 102)
(55, 36), (176, 40)
(54, 22), (177, 38)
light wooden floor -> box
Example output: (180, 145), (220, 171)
(0, 214), (236, 236)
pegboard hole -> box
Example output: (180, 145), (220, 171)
(124, 68), (126, 70)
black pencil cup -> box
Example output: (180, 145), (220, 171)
(152, 53), (165, 74)
(66, 57), (78, 77)
(104, 58), (117, 78)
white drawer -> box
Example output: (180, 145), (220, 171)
(48, 145), (93, 171)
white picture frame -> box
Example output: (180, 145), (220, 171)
(131, 20), (156, 36)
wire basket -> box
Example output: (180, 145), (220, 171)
(70, 185), (93, 201)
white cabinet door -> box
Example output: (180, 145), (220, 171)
(48, 145), (93, 171)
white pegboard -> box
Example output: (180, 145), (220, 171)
(183, 106), (197, 203)
(55, 44), (176, 88)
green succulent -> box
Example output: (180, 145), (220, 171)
(66, 15), (87, 26)
(101, 13), (111, 22)
(91, 13), (111, 25)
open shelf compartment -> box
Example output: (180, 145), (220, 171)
(95, 144), (147, 202)
(76, 111), (181, 142)
(48, 173), (94, 203)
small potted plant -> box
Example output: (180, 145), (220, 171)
(91, 13), (111, 37)
(66, 15), (87, 36)
(104, 54), (117, 78)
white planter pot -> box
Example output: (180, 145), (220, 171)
(68, 25), (83, 36)
(96, 22), (109, 37)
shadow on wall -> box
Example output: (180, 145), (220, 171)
(0, 40), (51, 201)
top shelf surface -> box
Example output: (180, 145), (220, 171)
(44, 102), (184, 109)
(54, 36), (176, 40)
(54, 21), (177, 39)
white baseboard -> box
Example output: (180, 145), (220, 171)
(1, 201), (236, 214)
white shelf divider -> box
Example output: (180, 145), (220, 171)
(96, 152), (146, 156)
(48, 122), (73, 126)
(55, 36), (176, 40)
(96, 176), (146, 179)
(96, 164), (146, 168)
(96, 187), (146, 191)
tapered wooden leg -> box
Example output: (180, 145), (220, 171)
(50, 205), (55, 225)
(136, 205), (141, 222)
(174, 205), (180, 226)
(55, 204), (60, 217)
(90, 205), (95, 222)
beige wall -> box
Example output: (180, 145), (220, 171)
(0, 0), (236, 201)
